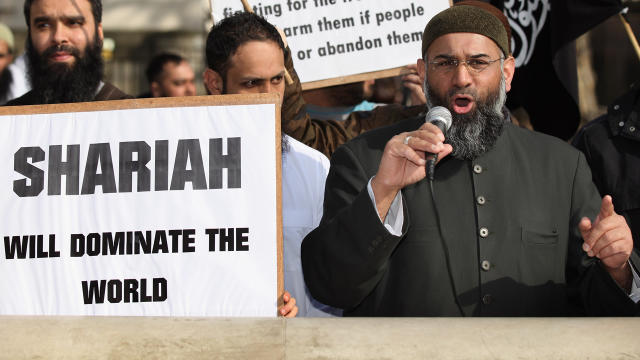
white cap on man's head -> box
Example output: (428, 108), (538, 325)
(0, 22), (14, 53)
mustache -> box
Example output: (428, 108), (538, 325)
(447, 87), (478, 100)
(41, 44), (81, 59)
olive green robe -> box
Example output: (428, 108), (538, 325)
(302, 117), (640, 316)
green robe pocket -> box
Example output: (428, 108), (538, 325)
(520, 226), (562, 285)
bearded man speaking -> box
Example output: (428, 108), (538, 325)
(6, 0), (130, 106)
(301, 1), (640, 317)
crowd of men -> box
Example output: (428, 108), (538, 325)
(0, 0), (638, 317)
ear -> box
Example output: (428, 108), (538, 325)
(416, 58), (426, 83)
(97, 23), (104, 42)
(502, 55), (516, 92)
(203, 68), (223, 95)
(150, 81), (162, 98)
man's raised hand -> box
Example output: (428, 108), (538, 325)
(370, 122), (453, 221)
(579, 195), (633, 290)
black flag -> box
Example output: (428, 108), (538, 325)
(493, 0), (623, 139)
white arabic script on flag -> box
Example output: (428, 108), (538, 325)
(504, 0), (551, 67)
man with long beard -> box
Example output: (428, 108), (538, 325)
(6, 0), (130, 106)
(301, 1), (640, 316)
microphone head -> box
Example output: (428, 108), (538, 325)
(426, 106), (452, 132)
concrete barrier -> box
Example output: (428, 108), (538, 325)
(0, 317), (638, 359)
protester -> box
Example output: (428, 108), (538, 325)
(301, 1), (640, 316)
(144, 52), (196, 98)
(204, 12), (338, 317)
(0, 22), (17, 104)
(573, 82), (640, 250)
(6, 0), (130, 106)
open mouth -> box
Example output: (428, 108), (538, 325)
(451, 94), (475, 114)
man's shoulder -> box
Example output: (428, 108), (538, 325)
(96, 82), (133, 101)
(3, 90), (38, 106)
(282, 135), (327, 226)
(284, 135), (330, 173)
(572, 115), (610, 150)
(579, 115), (609, 136)
(4, 82), (132, 106)
(505, 123), (582, 160)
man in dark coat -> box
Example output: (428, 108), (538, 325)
(573, 83), (640, 250)
(301, 1), (640, 316)
(6, 0), (130, 106)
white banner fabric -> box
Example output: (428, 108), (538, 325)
(211, 0), (450, 83)
(0, 103), (279, 317)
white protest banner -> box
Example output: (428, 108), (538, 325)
(211, 0), (451, 89)
(0, 94), (283, 317)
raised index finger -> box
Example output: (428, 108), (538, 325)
(598, 195), (615, 221)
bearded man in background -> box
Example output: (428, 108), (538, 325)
(6, 0), (130, 106)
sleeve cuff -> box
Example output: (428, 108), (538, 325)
(367, 176), (404, 236)
(629, 260), (640, 303)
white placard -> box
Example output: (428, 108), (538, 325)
(0, 99), (280, 317)
(211, 0), (450, 84)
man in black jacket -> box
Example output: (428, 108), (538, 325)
(6, 0), (130, 106)
(573, 83), (640, 250)
(301, 1), (640, 316)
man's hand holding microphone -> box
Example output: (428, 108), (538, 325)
(371, 107), (452, 221)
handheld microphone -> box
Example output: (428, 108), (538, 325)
(425, 106), (452, 181)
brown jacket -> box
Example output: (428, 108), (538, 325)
(5, 82), (132, 106)
(282, 49), (423, 158)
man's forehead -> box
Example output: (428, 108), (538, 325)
(227, 40), (285, 78)
(30, 0), (93, 19)
(163, 61), (194, 78)
(427, 32), (502, 58)
(231, 40), (284, 59)
(163, 60), (188, 72)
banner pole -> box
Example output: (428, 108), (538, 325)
(240, 0), (295, 85)
(241, 0), (252, 12)
(619, 9), (640, 62)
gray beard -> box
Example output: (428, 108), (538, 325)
(425, 76), (507, 160)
